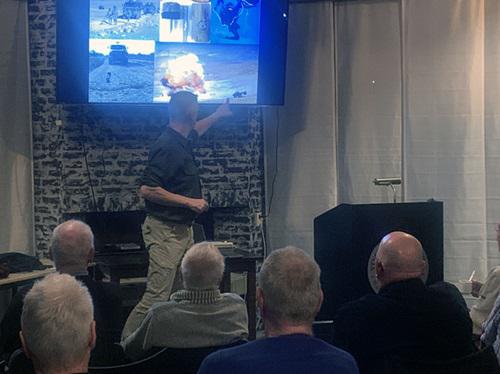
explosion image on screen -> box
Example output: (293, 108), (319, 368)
(153, 42), (258, 103)
(160, 53), (207, 95)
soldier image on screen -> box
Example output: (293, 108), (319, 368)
(214, 0), (259, 40)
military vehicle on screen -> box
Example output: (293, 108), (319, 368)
(123, 1), (143, 19)
(109, 44), (129, 65)
(121, 1), (157, 19)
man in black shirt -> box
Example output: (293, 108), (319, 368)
(122, 91), (232, 338)
(333, 232), (475, 374)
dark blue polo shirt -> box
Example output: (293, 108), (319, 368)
(141, 126), (202, 224)
(198, 334), (359, 374)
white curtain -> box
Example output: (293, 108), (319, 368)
(0, 0), (34, 254)
(485, 0), (500, 274)
(336, 0), (402, 203)
(266, 0), (500, 282)
(403, 0), (486, 280)
(263, 1), (337, 256)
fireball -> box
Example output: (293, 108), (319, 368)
(161, 53), (207, 94)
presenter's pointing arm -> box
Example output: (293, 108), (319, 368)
(194, 99), (232, 136)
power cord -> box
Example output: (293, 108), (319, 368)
(81, 121), (98, 211)
(261, 107), (280, 257)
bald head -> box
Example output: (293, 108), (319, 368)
(169, 91), (198, 125)
(49, 220), (94, 272)
(375, 231), (425, 288)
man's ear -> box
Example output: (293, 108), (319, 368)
(257, 287), (264, 315)
(19, 331), (31, 359)
(419, 259), (427, 277)
(375, 260), (384, 279)
(88, 247), (95, 264)
(89, 320), (96, 350)
(315, 290), (324, 315)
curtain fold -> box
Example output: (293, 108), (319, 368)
(336, 0), (402, 204)
(0, 0), (34, 254)
(403, 0), (486, 280)
(263, 1), (337, 255)
(484, 0), (500, 272)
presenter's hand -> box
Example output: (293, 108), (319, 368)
(188, 198), (209, 214)
(215, 99), (232, 119)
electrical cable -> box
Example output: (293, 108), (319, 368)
(266, 107), (280, 219)
(260, 107), (280, 258)
(81, 122), (98, 211)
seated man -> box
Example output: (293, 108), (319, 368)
(0, 220), (121, 365)
(334, 231), (475, 374)
(198, 246), (359, 374)
(20, 273), (96, 374)
(121, 242), (248, 360)
(471, 223), (500, 335)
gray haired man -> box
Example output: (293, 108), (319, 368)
(20, 273), (96, 374)
(0, 220), (121, 365)
(198, 246), (359, 374)
(121, 242), (248, 360)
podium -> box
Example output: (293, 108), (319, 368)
(314, 202), (443, 320)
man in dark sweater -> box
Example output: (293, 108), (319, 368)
(0, 220), (121, 366)
(198, 246), (359, 374)
(333, 231), (475, 374)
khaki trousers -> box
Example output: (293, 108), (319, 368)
(121, 215), (193, 339)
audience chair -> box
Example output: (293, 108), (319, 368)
(89, 340), (246, 374)
(88, 347), (169, 374)
(150, 340), (246, 374)
(6, 349), (34, 374)
(7, 341), (247, 374)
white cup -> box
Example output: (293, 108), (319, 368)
(458, 280), (473, 294)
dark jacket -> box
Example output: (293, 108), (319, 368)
(333, 279), (475, 374)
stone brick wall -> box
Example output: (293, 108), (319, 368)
(28, 0), (265, 257)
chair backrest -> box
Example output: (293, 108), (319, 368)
(6, 349), (34, 374)
(386, 346), (500, 374)
(90, 340), (246, 374)
(154, 340), (246, 374)
(88, 347), (169, 374)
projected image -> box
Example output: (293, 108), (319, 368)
(211, 0), (260, 44)
(90, 0), (160, 40)
(89, 39), (155, 103)
(159, 0), (211, 43)
(153, 43), (258, 103)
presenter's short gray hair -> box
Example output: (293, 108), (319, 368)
(21, 273), (94, 372)
(181, 242), (225, 289)
(259, 246), (321, 324)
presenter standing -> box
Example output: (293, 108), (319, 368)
(122, 91), (232, 338)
